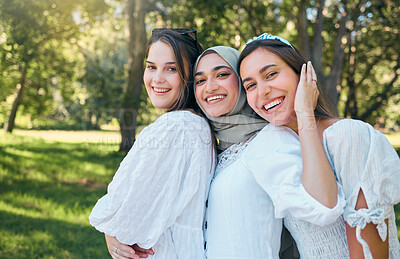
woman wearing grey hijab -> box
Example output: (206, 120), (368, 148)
(107, 46), (342, 259)
(194, 46), (299, 258)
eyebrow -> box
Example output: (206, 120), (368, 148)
(194, 65), (233, 77)
(242, 64), (277, 84)
(145, 61), (176, 65)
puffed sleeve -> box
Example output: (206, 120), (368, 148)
(323, 119), (400, 258)
(241, 124), (345, 226)
(89, 111), (213, 248)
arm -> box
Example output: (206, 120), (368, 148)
(241, 124), (344, 226)
(323, 120), (400, 258)
(294, 61), (338, 208)
(89, 113), (210, 247)
(345, 190), (389, 259)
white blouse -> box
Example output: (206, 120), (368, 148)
(323, 119), (400, 259)
(89, 111), (215, 259)
(205, 124), (345, 259)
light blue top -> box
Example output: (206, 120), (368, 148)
(322, 119), (400, 259)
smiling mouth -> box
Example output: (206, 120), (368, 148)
(206, 95), (226, 102)
(263, 97), (284, 112)
(153, 87), (170, 93)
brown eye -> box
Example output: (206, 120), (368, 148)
(266, 72), (277, 79)
(245, 83), (256, 91)
(195, 79), (205, 85)
(217, 72), (230, 78)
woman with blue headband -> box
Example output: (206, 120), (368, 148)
(195, 46), (344, 259)
(239, 33), (400, 259)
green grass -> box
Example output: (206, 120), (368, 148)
(0, 131), (399, 258)
(0, 132), (125, 258)
(385, 132), (400, 147)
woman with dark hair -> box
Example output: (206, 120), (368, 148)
(89, 29), (215, 259)
(238, 33), (400, 259)
(194, 46), (344, 259)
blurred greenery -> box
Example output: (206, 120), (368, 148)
(1, 0), (400, 256)
(1, 0), (399, 135)
(0, 132), (124, 258)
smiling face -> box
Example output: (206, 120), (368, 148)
(240, 48), (299, 128)
(194, 53), (239, 117)
(143, 41), (181, 112)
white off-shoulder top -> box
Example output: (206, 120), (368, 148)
(322, 119), (400, 259)
(204, 124), (345, 259)
(89, 111), (215, 259)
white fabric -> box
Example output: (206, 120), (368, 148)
(323, 119), (400, 259)
(89, 111), (215, 259)
(205, 136), (282, 259)
(241, 124), (349, 259)
(242, 124), (346, 225)
(205, 124), (345, 259)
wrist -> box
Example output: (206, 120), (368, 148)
(297, 112), (317, 131)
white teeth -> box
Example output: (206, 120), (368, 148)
(207, 95), (225, 102)
(153, 87), (170, 93)
(264, 98), (283, 111)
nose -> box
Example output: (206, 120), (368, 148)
(204, 78), (219, 93)
(153, 69), (165, 84)
(258, 82), (271, 97)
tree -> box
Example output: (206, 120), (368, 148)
(118, 0), (147, 152)
(341, 0), (400, 122)
(0, 0), (108, 132)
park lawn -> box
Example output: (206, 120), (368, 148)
(0, 131), (399, 258)
(0, 132), (125, 258)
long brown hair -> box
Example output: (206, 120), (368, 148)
(238, 39), (336, 118)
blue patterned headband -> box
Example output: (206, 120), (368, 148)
(246, 33), (293, 48)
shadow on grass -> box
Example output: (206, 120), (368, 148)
(0, 141), (124, 210)
(0, 134), (125, 258)
(0, 210), (108, 259)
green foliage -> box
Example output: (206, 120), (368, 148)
(1, 0), (399, 131)
(339, 0), (400, 123)
(0, 0), (109, 130)
(0, 132), (124, 258)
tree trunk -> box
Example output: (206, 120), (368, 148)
(324, 11), (348, 111)
(118, 0), (147, 153)
(344, 35), (358, 118)
(296, 0), (310, 60)
(3, 64), (28, 133)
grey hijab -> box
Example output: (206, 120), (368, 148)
(193, 46), (267, 151)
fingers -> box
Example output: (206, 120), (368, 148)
(300, 63), (306, 83)
(131, 244), (155, 257)
(307, 61), (313, 86)
(310, 62), (317, 84)
(105, 235), (139, 259)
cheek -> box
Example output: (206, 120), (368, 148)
(226, 78), (239, 103)
(170, 74), (182, 90)
(195, 87), (203, 102)
(143, 71), (151, 87)
(246, 92), (257, 110)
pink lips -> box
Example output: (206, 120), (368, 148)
(205, 94), (226, 104)
(152, 87), (171, 95)
(261, 96), (285, 114)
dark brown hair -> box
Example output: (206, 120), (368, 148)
(238, 39), (336, 118)
(145, 29), (203, 112)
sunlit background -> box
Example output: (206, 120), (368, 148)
(0, 0), (399, 257)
